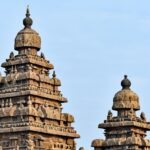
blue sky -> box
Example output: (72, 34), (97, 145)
(1, 0), (150, 149)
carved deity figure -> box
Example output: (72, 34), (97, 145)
(25, 137), (34, 150)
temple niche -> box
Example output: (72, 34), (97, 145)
(91, 75), (150, 150)
(0, 7), (79, 150)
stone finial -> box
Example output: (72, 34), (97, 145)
(52, 71), (56, 78)
(113, 75), (140, 111)
(121, 75), (131, 90)
(51, 71), (61, 86)
(23, 5), (33, 28)
(26, 5), (30, 17)
(15, 6), (41, 51)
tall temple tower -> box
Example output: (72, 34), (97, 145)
(0, 8), (79, 149)
(92, 75), (150, 150)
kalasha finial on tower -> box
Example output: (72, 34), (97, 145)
(23, 5), (33, 28)
(121, 75), (131, 90)
(15, 6), (41, 51)
(26, 5), (30, 17)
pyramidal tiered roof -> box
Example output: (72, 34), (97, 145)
(0, 8), (79, 149)
(92, 75), (150, 150)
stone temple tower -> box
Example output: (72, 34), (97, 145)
(0, 8), (79, 149)
(92, 75), (150, 150)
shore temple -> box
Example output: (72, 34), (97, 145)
(0, 7), (150, 150)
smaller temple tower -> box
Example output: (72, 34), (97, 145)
(92, 75), (150, 150)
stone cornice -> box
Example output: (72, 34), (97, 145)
(2, 55), (54, 70)
(0, 90), (67, 102)
(0, 122), (80, 138)
(99, 120), (150, 130)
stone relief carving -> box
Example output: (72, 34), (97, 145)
(26, 139), (34, 150)
(128, 108), (135, 120)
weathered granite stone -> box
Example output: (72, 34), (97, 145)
(0, 7), (80, 149)
(92, 75), (150, 150)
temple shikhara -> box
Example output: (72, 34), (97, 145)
(0, 8), (79, 149)
(92, 75), (150, 150)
